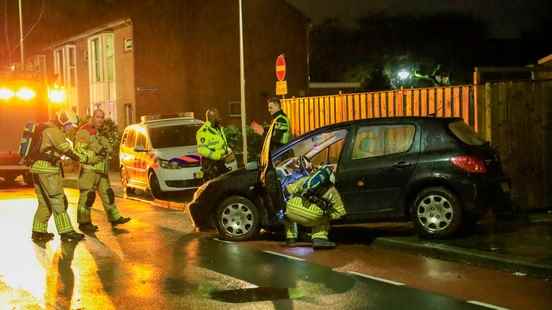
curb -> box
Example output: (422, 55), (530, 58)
(374, 237), (552, 278)
(62, 178), (187, 211)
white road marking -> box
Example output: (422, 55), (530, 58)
(467, 301), (510, 310)
(345, 271), (405, 286)
(263, 250), (305, 262)
(213, 238), (234, 244)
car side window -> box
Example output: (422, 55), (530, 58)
(311, 138), (346, 167)
(352, 125), (415, 160)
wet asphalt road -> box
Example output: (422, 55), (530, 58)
(1, 184), (551, 309)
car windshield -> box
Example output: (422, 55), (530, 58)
(448, 120), (486, 146)
(148, 124), (201, 148)
(274, 129), (348, 167)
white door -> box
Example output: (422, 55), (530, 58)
(88, 33), (117, 122)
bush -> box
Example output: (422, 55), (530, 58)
(224, 125), (265, 163)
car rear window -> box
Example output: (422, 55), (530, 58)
(149, 124), (201, 148)
(448, 121), (486, 146)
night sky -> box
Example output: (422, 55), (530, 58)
(287, 0), (551, 39)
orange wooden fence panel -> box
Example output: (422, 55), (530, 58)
(282, 85), (476, 136)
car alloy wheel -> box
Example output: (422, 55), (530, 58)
(417, 194), (454, 233)
(216, 196), (260, 241)
(412, 186), (463, 238)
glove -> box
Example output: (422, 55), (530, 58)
(65, 150), (81, 162)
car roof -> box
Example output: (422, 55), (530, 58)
(272, 116), (461, 157)
(125, 118), (203, 131)
(296, 116), (459, 137)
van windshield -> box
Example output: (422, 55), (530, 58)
(148, 124), (201, 148)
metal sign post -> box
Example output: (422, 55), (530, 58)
(238, 0), (248, 166)
(18, 0), (25, 67)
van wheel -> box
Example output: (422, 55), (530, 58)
(215, 196), (260, 241)
(23, 173), (33, 186)
(411, 187), (463, 239)
(148, 172), (165, 199)
(120, 167), (135, 196)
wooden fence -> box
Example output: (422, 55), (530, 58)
(282, 85), (476, 137)
(282, 81), (552, 210)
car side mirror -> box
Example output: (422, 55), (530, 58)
(134, 145), (147, 152)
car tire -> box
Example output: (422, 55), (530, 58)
(411, 186), (463, 239)
(148, 172), (165, 200)
(215, 196), (260, 241)
(120, 167), (135, 196)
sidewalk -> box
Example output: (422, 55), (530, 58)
(373, 213), (552, 278)
(63, 170), (123, 196)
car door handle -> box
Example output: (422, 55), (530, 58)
(392, 161), (412, 168)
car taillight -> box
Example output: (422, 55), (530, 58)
(450, 155), (487, 174)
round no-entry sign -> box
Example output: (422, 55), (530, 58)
(275, 54), (286, 81)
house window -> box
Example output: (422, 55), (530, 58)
(88, 33), (117, 123)
(53, 45), (78, 112)
(228, 101), (241, 117)
(53, 45), (76, 87)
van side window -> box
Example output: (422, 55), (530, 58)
(136, 132), (147, 149)
(126, 130), (136, 148)
(121, 131), (128, 146)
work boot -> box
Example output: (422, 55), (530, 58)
(60, 231), (85, 242)
(284, 238), (297, 247)
(32, 231), (54, 242)
(312, 238), (336, 249)
(110, 216), (131, 226)
(79, 223), (99, 232)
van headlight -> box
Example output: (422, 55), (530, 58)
(158, 159), (181, 169)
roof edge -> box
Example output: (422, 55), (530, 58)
(46, 18), (133, 49)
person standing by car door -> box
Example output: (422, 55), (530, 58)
(75, 109), (131, 232)
(196, 109), (231, 181)
(251, 97), (291, 152)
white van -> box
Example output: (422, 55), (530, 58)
(119, 113), (237, 198)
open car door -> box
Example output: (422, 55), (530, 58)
(258, 122), (287, 218)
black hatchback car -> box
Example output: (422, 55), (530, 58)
(188, 117), (510, 241)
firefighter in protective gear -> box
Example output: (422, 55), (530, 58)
(251, 97), (291, 152)
(76, 109), (131, 232)
(196, 108), (231, 181)
(284, 164), (346, 249)
(31, 109), (92, 242)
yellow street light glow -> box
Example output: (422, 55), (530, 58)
(16, 87), (36, 101)
(0, 87), (15, 100)
(48, 87), (66, 103)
